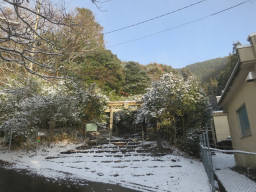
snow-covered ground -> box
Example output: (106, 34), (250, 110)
(0, 141), (211, 192)
(212, 152), (235, 170)
(212, 152), (256, 192)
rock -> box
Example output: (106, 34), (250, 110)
(170, 165), (182, 168)
(97, 172), (104, 176)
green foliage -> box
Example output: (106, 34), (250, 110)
(214, 55), (238, 95)
(122, 62), (150, 95)
(71, 49), (124, 95)
(181, 55), (238, 109)
(197, 55), (237, 108)
(144, 63), (175, 82)
(113, 110), (137, 135)
(184, 57), (229, 82)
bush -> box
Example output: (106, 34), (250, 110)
(0, 81), (107, 145)
(178, 130), (201, 157)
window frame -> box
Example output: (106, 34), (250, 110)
(236, 104), (252, 138)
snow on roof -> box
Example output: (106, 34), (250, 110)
(212, 111), (224, 114)
(248, 32), (256, 38)
(236, 44), (251, 49)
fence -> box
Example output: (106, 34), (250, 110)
(199, 132), (216, 192)
(200, 131), (256, 192)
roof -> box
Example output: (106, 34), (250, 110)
(248, 32), (256, 38)
(212, 110), (227, 116)
(236, 45), (251, 49)
(217, 59), (240, 105)
(218, 33), (256, 106)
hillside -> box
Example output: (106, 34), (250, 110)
(184, 57), (229, 81)
(182, 55), (237, 110)
(143, 63), (175, 81)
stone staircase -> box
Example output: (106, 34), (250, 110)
(59, 137), (166, 159)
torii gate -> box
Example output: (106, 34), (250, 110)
(105, 101), (142, 138)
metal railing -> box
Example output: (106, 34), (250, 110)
(200, 131), (256, 192)
(200, 132), (216, 192)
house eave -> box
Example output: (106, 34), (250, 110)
(217, 58), (240, 106)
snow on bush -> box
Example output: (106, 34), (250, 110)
(136, 71), (207, 141)
(0, 80), (107, 141)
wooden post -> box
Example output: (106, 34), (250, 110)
(49, 120), (55, 143)
(36, 131), (38, 155)
(142, 128), (144, 146)
(4, 130), (8, 145)
(8, 128), (12, 152)
(109, 107), (113, 143)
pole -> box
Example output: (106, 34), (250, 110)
(36, 130), (38, 155)
(8, 128), (12, 152)
(109, 107), (113, 144)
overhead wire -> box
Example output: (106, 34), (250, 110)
(108, 0), (251, 48)
(104, 0), (208, 35)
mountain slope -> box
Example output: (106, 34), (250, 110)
(184, 57), (229, 81)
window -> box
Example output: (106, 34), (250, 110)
(237, 104), (251, 137)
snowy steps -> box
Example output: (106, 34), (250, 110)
(41, 139), (187, 192)
(47, 140), (169, 166)
(60, 138), (164, 156)
(59, 146), (166, 158)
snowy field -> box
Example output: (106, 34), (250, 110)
(0, 141), (211, 192)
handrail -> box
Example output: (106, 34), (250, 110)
(200, 145), (256, 155)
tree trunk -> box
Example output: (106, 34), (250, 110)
(182, 116), (185, 138)
(174, 126), (177, 145)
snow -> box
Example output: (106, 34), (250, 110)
(236, 44), (251, 49)
(0, 142), (211, 192)
(216, 169), (256, 192)
(249, 32), (256, 37)
(212, 111), (224, 114)
(212, 152), (256, 192)
(212, 152), (235, 170)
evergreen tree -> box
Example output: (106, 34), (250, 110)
(123, 62), (150, 95)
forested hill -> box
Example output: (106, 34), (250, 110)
(0, 6), (235, 101)
(181, 55), (237, 109)
(184, 57), (229, 81)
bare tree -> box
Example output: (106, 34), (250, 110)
(0, 0), (101, 79)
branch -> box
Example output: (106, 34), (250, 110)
(3, 0), (70, 26)
(0, 16), (20, 26)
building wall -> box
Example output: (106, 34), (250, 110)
(213, 113), (230, 143)
(227, 80), (256, 168)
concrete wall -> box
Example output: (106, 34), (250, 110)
(237, 46), (255, 63)
(213, 112), (230, 143)
(226, 79), (256, 168)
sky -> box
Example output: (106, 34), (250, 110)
(66, 0), (256, 68)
